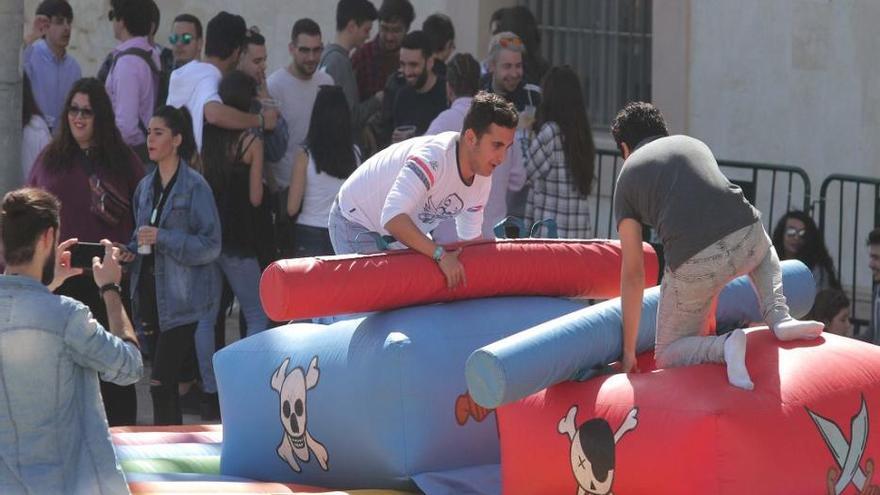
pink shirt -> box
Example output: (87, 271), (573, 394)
(105, 37), (159, 147)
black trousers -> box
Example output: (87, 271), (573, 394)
(56, 274), (137, 426)
(148, 322), (197, 425)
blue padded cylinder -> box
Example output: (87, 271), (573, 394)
(214, 296), (586, 490)
(465, 260), (815, 409)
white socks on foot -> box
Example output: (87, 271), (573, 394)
(772, 318), (824, 341)
(724, 329), (753, 390)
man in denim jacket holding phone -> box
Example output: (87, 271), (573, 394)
(0, 188), (142, 495)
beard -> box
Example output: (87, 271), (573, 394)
(295, 60), (317, 77)
(41, 248), (55, 286)
(411, 69), (429, 90)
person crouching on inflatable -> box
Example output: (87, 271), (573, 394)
(328, 91), (517, 289)
(611, 102), (824, 390)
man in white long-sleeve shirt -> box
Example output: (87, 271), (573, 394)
(330, 91), (517, 288)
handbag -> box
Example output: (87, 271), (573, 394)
(82, 152), (131, 227)
(88, 175), (131, 227)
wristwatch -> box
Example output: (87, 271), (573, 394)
(432, 245), (445, 262)
(99, 283), (122, 297)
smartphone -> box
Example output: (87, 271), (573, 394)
(69, 242), (106, 269)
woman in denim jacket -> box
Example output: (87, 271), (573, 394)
(119, 105), (221, 424)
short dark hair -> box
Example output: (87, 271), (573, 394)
(446, 53), (480, 98)
(36, 0), (73, 21)
(1, 188), (60, 266)
(422, 13), (454, 55)
(336, 0), (378, 32)
(291, 18), (321, 42)
(807, 289), (850, 326)
(205, 11), (247, 60)
(400, 30), (432, 60)
(868, 228), (880, 246)
(110, 0), (153, 37)
(148, 0), (159, 36)
(245, 27), (265, 48)
(610, 101), (669, 152)
(378, 0), (414, 28)
(462, 91), (518, 137)
(174, 13), (203, 39)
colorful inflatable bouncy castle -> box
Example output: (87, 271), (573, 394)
(497, 331), (880, 495)
(465, 260), (815, 409)
(214, 296), (588, 491)
(259, 239), (659, 320)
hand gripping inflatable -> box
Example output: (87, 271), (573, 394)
(497, 331), (880, 495)
(213, 296), (587, 490)
(259, 239), (659, 320)
(465, 260), (815, 409)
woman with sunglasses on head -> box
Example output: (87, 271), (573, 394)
(117, 105), (221, 425)
(771, 210), (840, 291)
(28, 77), (145, 426)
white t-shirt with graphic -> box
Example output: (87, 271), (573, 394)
(337, 131), (490, 240)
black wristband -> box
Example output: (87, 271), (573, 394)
(99, 283), (122, 297)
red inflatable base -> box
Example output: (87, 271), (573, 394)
(498, 331), (880, 495)
(260, 239), (659, 321)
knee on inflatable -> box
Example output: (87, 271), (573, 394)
(497, 331), (880, 495)
(213, 296), (586, 490)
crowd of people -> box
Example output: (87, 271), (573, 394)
(1, 0), (876, 493)
(14, 0), (603, 431)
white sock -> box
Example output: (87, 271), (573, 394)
(772, 318), (824, 341)
(724, 329), (753, 390)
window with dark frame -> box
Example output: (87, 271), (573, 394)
(518, 0), (653, 128)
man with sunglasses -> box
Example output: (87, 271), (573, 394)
(480, 32), (540, 116)
(170, 14), (203, 68)
(166, 11), (278, 152)
(266, 18), (334, 256)
(23, 0), (82, 132)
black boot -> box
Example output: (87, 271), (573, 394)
(150, 383), (182, 425)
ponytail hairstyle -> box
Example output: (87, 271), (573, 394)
(152, 105), (197, 163)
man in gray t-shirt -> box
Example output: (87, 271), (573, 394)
(611, 102), (824, 390)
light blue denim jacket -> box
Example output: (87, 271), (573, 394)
(128, 162), (222, 331)
(0, 275), (143, 495)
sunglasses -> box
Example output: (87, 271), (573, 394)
(169, 33), (194, 45)
(785, 227), (807, 238)
(497, 36), (523, 49)
(108, 9), (114, 21)
(68, 105), (94, 119)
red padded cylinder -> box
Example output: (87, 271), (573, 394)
(259, 239), (659, 321)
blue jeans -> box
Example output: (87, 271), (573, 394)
(293, 224), (334, 257)
(328, 199), (381, 254)
(194, 253), (268, 393)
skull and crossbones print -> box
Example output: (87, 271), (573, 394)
(558, 406), (639, 495)
(270, 356), (329, 472)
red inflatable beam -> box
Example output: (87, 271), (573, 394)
(260, 239), (659, 321)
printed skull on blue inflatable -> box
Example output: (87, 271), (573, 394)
(270, 356), (329, 472)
